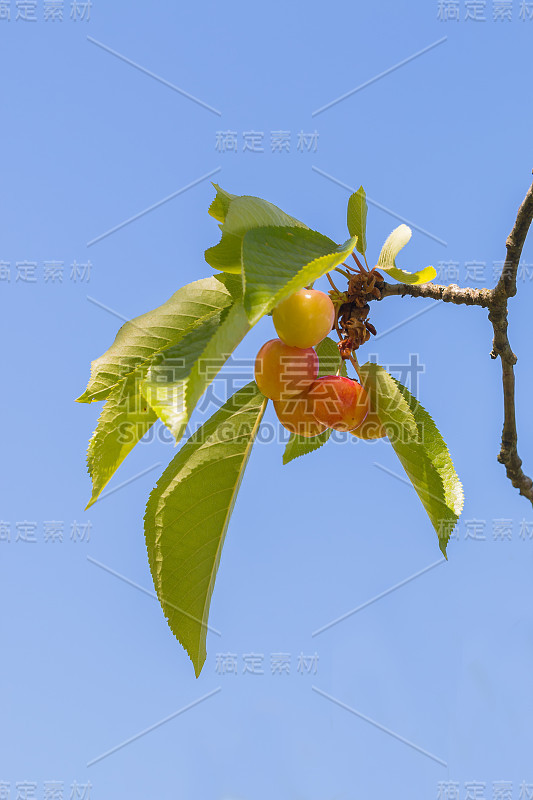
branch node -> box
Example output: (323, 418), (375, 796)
(375, 176), (533, 507)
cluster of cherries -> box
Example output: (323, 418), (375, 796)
(254, 288), (385, 439)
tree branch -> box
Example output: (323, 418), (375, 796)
(494, 177), (533, 301)
(489, 176), (533, 503)
(379, 281), (492, 307)
(375, 175), (533, 506)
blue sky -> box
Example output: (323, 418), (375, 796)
(1, 1), (533, 798)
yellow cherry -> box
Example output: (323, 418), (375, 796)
(273, 289), (335, 349)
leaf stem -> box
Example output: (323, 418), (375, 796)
(351, 252), (366, 272)
(334, 267), (351, 279)
(349, 352), (362, 382)
(326, 272), (341, 293)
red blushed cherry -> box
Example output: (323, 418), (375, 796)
(254, 338), (319, 401)
(274, 395), (328, 438)
(307, 375), (370, 432)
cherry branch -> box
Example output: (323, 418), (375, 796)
(379, 281), (491, 307)
(375, 175), (533, 505)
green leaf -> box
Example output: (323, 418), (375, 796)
(140, 302), (250, 442)
(213, 271), (243, 299)
(358, 363), (418, 444)
(205, 193), (308, 274)
(347, 186), (367, 256)
(377, 224), (436, 285)
(243, 226), (358, 325)
(393, 376), (464, 554)
(77, 277), (235, 404)
(208, 183), (237, 223)
(86, 376), (158, 508)
(144, 382), (267, 676)
(315, 335), (345, 378)
(282, 428), (331, 466)
(359, 363), (463, 555)
(282, 337), (347, 465)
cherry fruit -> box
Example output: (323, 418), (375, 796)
(274, 395), (328, 438)
(307, 375), (370, 432)
(254, 338), (319, 401)
(273, 289), (335, 349)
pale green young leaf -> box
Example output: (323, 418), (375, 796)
(86, 376), (157, 508)
(382, 264), (437, 285)
(205, 193), (308, 274)
(360, 363), (463, 555)
(77, 277), (235, 404)
(144, 382), (267, 677)
(243, 226), (358, 325)
(140, 303), (250, 442)
(377, 224), (436, 285)
(347, 186), (368, 256)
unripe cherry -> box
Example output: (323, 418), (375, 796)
(274, 395), (328, 438)
(254, 338), (319, 401)
(307, 375), (370, 432)
(273, 289), (335, 349)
